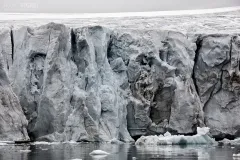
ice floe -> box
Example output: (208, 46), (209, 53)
(89, 150), (110, 159)
(135, 127), (216, 145)
(32, 141), (60, 145)
(89, 150), (110, 155)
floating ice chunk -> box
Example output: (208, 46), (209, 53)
(89, 150), (110, 160)
(197, 127), (210, 135)
(89, 150), (110, 155)
(135, 127), (216, 146)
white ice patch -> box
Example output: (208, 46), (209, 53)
(63, 141), (78, 144)
(41, 148), (48, 151)
(20, 150), (31, 153)
(197, 127), (210, 136)
(89, 150), (110, 155)
(0, 143), (8, 145)
(0, 141), (14, 145)
(135, 127), (216, 145)
(32, 141), (60, 145)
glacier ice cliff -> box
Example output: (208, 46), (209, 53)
(0, 22), (240, 142)
(0, 29), (29, 141)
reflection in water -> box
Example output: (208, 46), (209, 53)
(0, 142), (237, 160)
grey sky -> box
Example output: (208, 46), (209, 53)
(1, 0), (240, 13)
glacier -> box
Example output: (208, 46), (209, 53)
(0, 9), (239, 142)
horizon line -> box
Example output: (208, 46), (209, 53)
(0, 6), (240, 20)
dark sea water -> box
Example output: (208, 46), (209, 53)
(0, 142), (238, 160)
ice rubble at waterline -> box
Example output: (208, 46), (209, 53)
(135, 127), (216, 145)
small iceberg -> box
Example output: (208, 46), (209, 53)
(89, 150), (110, 159)
(89, 150), (110, 155)
(135, 127), (216, 145)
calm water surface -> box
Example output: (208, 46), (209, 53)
(0, 142), (238, 160)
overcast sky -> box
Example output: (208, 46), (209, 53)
(1, 0), (240, 13)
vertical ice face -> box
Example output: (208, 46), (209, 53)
(0, 28), (29, 141)
(9, 23), (133, 142)
(1, 21), (240, 142)
(194, 35), (240, 139)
